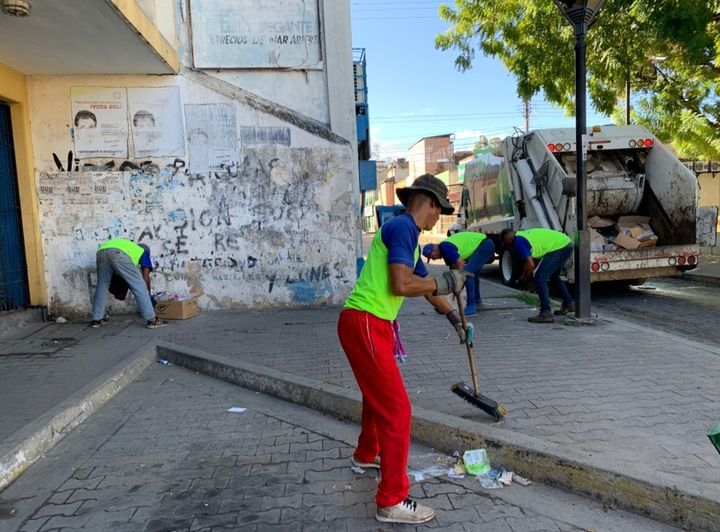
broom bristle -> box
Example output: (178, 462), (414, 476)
(451, 383), (506, 420)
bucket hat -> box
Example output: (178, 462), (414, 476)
(396, 173), (454, 215)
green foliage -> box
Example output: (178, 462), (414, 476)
(436, 0), (720, 159)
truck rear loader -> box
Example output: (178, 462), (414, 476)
(460, 124), (718, 285)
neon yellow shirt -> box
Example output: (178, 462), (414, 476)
(516, 229), (571, 259)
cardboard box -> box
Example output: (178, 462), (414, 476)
(155, 299), (199, 320)
(614, 232), (642, 250)
(588, 216), (615, 228)
(613, 232), (658, 250)
(629, 226), (646, 239)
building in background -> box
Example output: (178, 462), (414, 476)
(407, 134), (453, 178)
(0, 0), (358, 316)
(377, 158), (408, 207)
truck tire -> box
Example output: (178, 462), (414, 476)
(499, 248), (518, 286)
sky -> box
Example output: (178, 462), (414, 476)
(350, 0), (611, 162)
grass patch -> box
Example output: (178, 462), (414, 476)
(514, 291), (541, 308)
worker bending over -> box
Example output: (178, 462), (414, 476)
(422, 231), (495, 316)
(501, 228), (574, 323)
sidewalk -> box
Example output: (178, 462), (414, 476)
(684, 255), (720, 286)
(1, 278), (720, 527)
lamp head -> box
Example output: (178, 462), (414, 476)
(553, 0), (606, 35)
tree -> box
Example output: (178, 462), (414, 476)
(436, 0), (720, 160)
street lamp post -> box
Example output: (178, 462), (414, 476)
(552, 0), (605, 320)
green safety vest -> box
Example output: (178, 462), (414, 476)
(344, 231), (420, 321)
(444, 232), (487, 261)
(516, 229), (571, 259)
(97, 238), (145, 266)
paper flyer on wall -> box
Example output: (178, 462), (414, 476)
(184, 103), (238, 173)
(128, 87), (185, 158)
(70, 87), (128, 159)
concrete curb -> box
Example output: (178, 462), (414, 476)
(0, 342), (156, 491)
(157, 341), (720, 531)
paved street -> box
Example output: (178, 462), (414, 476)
(0, 364), (676, 531)
(591, 277), (720, 345)
(473, 257), (720, 345)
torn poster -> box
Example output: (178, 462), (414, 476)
(128, 87), (185, 158)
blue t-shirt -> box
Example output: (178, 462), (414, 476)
(381, 214), (428, 278)
(513, 236), (532, 261)
(438, 241), (460, 266)
(139, 250), (153, 271)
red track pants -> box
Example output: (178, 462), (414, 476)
(337, 309), (411, 508)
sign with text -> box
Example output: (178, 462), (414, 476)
(70, 87), (128, 159)
(190, 0), (322, 69)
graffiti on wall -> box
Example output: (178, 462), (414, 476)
(37, 146), (356, 315)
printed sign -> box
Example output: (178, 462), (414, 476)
(184, 104), (238, 173)
(190, 0), (322, 69)
(70, 87), (128, 158)
(128, 87), (185, 158)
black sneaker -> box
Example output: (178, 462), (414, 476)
(90, 318), (107, 328)
(146, 318), (168, 329)
(554, 302), (576, 316)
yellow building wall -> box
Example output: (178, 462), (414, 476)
(0, 62), (46, 305)
(698, 172), (720, 208)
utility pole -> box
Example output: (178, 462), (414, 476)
(523, 99), (530, 132)
(625, 77), (631, 125)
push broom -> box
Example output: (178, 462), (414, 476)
(450, 290), (506, 420)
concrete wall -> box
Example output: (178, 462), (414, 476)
(26, 1), (358, 317)
(698, 171), (720, 255)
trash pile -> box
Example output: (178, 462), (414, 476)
(461, 448), (530, 489)
(153, 291), (193, 301)
(588, 215), (658, 251)
(350, 449), (531, 490)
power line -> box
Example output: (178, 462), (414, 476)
(352, 1), (445, 5)
(353, 16), (441, 20)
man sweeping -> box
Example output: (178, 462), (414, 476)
(90, 238), (167, 329)
(422, 231), (495, 316)
(337, 174), (470, 524)
(501, 228), (575, 323)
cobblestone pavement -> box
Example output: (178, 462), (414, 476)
(154, 284), (720, 487)
(0, 364), (676, 532)
(2, 277), (720, 496)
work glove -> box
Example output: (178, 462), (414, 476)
(446, 309), (472, 345)
(433, 270), (471, 296)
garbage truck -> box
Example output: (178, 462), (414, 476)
(459, 124), (718, 285)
